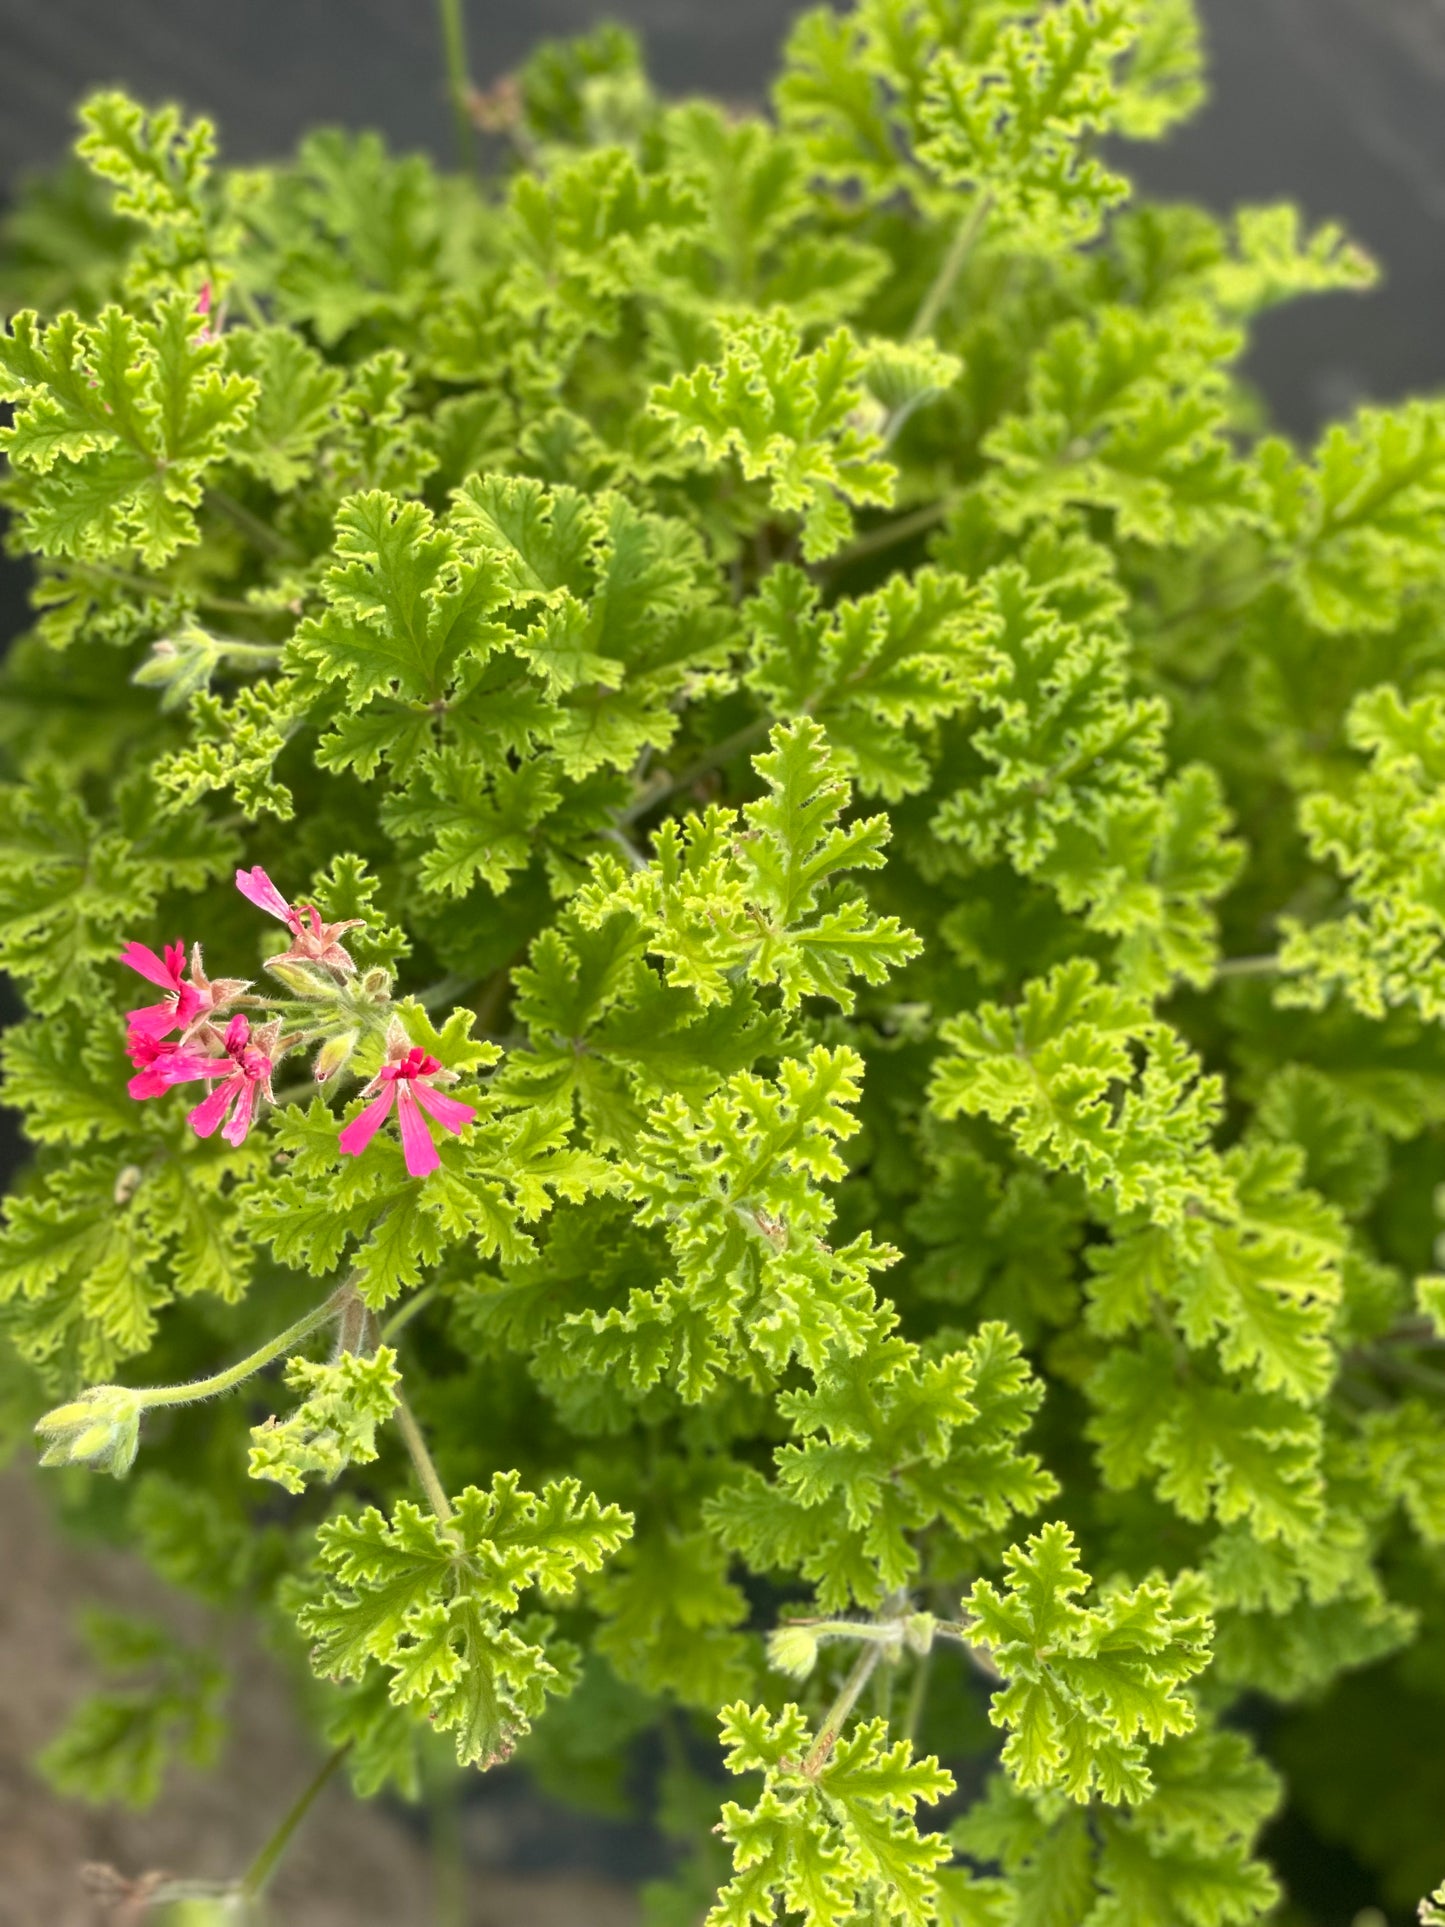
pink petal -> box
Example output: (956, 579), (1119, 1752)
(126, 998), (181, 1041)
(235, 866), (293, 923)
(396, 1085), (440, 1178)
(410, 1080), (476, 1137)
(128, 1065), (174, 1100)
(221, 1079), (258, 1147)
(188, 1076), (239, 1139)
(338, 1083), (397, 1158)
(223, 1011), (250, 1054)
(120, 941), (182, 991)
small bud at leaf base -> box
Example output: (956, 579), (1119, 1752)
(361, 967), (392, 1002)
(266, 957), (339, 999)
(314, 1029), (359, 1081)
(902, 1612), (936, 1657)
(35, 1386), (143, 1478)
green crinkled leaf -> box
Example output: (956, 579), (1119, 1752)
(299, 1472), (631, 1769)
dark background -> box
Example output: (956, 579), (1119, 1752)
(3, 0), (1445, 435)
(1, 4), (1442, 1919)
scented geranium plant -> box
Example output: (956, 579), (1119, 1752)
(4, 0), (1445, 1919)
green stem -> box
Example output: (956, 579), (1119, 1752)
(413, 972), (477, 1012)
(602, 825), (650, 872)
(211, 636), (288, 662)
(138, 1288), (349, 1410)
(394, 1390), (455, 1524)
(382, 1285), (439, 1346)
(901, 1643), (933, 1746)
(207, 486), (298, 560)
(908, 191), (994, 343)
(437, 0), (477, 172)
(238, 1741), (353, 1901)
(1214, 953), (1282, 981)
(61, 558), (277, 621)
(814, 499), (951, 573)
(804, 1642), (884, 1777)
(615, 715), (773, 827)
(429, 1755), (467, 1927)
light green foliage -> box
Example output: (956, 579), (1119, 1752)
(709, 1701), (954, 1927)
(588, 1045), (886, 1395)
(744, 566), (973, 799)
(919, 0), (1137, 250)
(983, 303), (1257, 544)
(249, 1345), (400, 1494)
(300, 1473), (631, 1769)
(576, 720), (920, 1009)
(40, 1611), (226, 1808)
(650, 318), (896, 560)
(709, 1323), (1052, 1608)
(1282, 686), (1445, 1021)
(0, 298), (256, 563)
(965, 1522), (1211, 1803)
(952, 1726), (1280, 1926)
(931, 959), (1228, 1222)
(0, 8), (1437, 1920)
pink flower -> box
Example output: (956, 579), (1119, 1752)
(120, 939), (248, 1041)
(236, 866), (365, 975)
(338, 1039), (475, 1179)
(121, 940), (202, 1040)
(186, 1013), (278, 1148)
(126, 1030), (218, 1101)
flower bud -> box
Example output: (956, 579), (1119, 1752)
(313, 1028), (360, 1082)
(360, 967), (392, 1002)
(265, 957), (338, 999)
(35, 1386), (144, 1478)
(901, 1611), (936, 1657)
(767, 1622), (821, 1680)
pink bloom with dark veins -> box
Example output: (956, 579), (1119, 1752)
(338, 1039), (475, 1179)
(120, 940), (202, 1040)
(186, 1013), (279, 1148)
(126, 1030), (218, 1102)
(235, 866), (365, 975)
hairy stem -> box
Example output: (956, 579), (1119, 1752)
(615, 714), (773, 827)
(804, 1642), (884, 1777)
(394, 1389), (455, 1524)
(63, 557), (278, 620)
(206, 485), (299, 560)
(816, 499), (951, 573)
(1214, 952), (1282, 980)
(437, 0), (477, 172)
(901, 1643), (933, 1746)
(908, 191), (994, 343)
(138, 1287), (350, 1410)
(429, 1754), (468, 1927)
(238, 1741), (353, 1901)
(381, 1284), (439, 1346)
(413, 971), (478, 1011)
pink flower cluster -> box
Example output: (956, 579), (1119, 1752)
(121, 869), (475, 1176)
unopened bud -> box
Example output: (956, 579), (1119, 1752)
(265, 957), (337, 999)
(360, 968), (392, 1002)
(902, 1611), (936, 1657)
(313, 1029), (360, 1082)
(35, 1386), (144, 1478)
(113, 1165), (144, 1206)
(767, 1622), (821, 1681)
